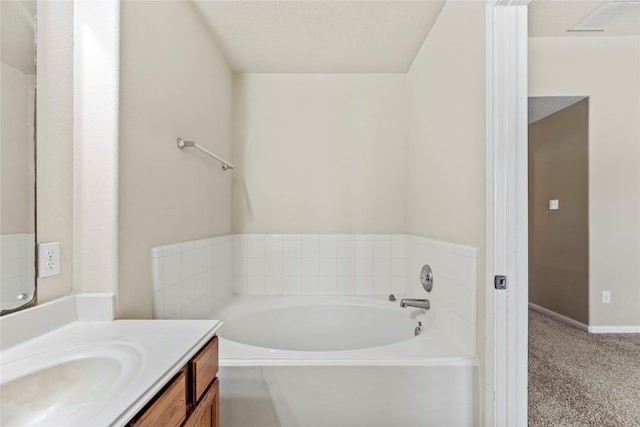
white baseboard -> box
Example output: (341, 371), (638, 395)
(588, 325), (640, 334)
(529, 302), (640, 334)
(528, 303), (589, 331)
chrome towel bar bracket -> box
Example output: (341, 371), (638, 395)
(177, 138), (235, 171)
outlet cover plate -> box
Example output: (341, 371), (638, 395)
(38, 242), (61, 278)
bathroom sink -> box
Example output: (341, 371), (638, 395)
(1, 342), (143, 426)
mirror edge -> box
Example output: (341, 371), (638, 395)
(0, 0), (38, 316)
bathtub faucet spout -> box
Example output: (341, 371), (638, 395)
(400, 298), (430, 310)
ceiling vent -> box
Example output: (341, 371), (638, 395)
(569, 0), (640, 32)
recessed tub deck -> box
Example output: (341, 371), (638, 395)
(214, 295), (479, 427)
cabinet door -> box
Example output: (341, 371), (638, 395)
(185, 379), (219, 427)
(132, 369), (187, 427)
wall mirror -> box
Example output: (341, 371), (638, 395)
(1, 0), (37, 314)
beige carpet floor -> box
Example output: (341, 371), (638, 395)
(528, 309), (640, 426)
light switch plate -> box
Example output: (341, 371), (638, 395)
(38, 242), (61, 278)
(549, 199), (559, 210)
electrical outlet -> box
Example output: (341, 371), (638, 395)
(602, 291), (611, 304)
(38, 242), (61, 278)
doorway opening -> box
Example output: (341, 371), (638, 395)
(528, 96), (589, 326)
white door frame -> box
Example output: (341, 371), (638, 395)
(485, 2), (529, 426)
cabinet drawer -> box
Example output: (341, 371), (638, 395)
(191, 336), (218, 403)
(133, 368), (187, 427)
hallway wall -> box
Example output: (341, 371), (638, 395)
(528, 99), (589, 324)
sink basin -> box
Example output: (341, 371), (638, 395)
(1, 342), (143, 426)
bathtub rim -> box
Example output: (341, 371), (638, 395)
(214, 295), (479, 367)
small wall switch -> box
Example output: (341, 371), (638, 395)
(549, 199), (559, 210)
(38, 242), (61, 278)
(602, 291), (611, 304)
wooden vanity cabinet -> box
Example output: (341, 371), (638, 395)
(131, 368), (188, 427)
(185, 379), (219, 427)
(128, 336), (219, 427)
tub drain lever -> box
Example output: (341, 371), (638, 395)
(415, 321), (423, 336)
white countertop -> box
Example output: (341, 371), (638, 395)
(0, 295), (222, 426)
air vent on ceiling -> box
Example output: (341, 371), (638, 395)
(569, 0), (640, 32)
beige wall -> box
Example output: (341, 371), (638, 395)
(530, 36), (640, 327)
(528, 99), (589, 324)
(1, 62), (34, 234)
(118, 1), (233, 318)
(232, 74), (407, 234)
(406, 0), (486, 347)
(35, 1), (74, 303)
(405, 2), (486, 416)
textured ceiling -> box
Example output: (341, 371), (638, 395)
(191, 1), (445, 73)
(1, 0), (36, 74)
(529, 0), (640, 37)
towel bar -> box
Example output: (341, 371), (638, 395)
(177, 138), (235, 171)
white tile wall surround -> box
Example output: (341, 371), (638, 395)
(404, 235), (478, 354)
(233, 234), (407, 297)
(152, 233), (478, 355)
(152, 235), (233, 319)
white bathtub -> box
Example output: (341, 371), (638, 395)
(214, 296), (479, 426)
